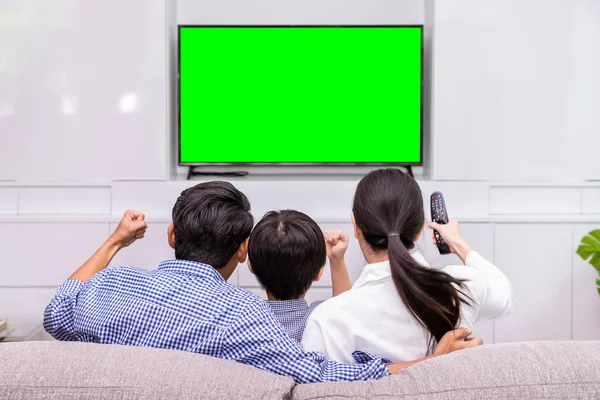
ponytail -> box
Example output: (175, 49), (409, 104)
(353, 168), (472, 352)
(387, 234), (471, 351)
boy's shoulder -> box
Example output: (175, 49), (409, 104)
(264, 298), (324, 344)
(266, 298), (323, 314)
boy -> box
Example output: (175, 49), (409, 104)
(248, 210), (481, 364)
(247, 210), (351, 343)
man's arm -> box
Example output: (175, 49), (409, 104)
(324, 230), (352, 297)
(44, 210), (147, 339)
(70, 210), (147, 281)
(386, 327), (483, 372)
(220, 300), (389, 384)
(220, 299), (483, 384)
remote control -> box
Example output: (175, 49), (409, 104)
(430, 192), (451, 254)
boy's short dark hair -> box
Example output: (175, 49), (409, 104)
(172, 181), (253, 269)
(248, 210), (326, 300)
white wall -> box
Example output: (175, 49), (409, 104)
(177, 0), (424, 25)
(0, 0), (168, 181)
(1, 0), (600, 344)
(432, 0), (600, 181)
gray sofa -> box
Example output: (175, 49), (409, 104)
(1, 341), (599, 399)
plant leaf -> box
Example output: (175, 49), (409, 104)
(589, 254), (600, 273)
(577, 246), (593, 260)
(577, 237), (599, 260)
(576, 233), (600, 297)
(576, 231), (600, 272)
(589, 230), (600, 243)
(582, 236), (600, 249)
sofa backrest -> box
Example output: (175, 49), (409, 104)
(0, 341), (295, 400)
(294, 341), (600, 400)
(2, 340), (600, 399)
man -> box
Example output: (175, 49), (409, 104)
(44, 181), (482, 384)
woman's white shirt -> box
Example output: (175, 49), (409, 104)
(301, 249), (513, 363)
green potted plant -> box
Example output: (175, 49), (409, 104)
(576, 230), (600, 296)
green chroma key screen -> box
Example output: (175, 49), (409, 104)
(178, 26), (422, 164)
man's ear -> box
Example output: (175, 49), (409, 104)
(314, 266), (325, 282)
(167, 223), (175, 250)
(237, 238), (249, 263)
(351, 213), (361, 240)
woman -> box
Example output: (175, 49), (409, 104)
(301, 168), (513, 363)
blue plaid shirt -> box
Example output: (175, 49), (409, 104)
(44, 260), (390, 384)
(267, 299), (323, 344)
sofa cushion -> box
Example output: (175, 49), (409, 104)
(0, 341), (294, 400)
(293, 341), (600, 400)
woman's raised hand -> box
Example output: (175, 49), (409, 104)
(427, 219), (473, 263)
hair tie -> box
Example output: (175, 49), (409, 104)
(388, 233), (400, 239)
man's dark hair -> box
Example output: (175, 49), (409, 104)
(248, 210), (326, 300)
(171, 181), (253, 269)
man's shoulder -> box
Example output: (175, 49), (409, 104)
(91, 266), (271, 321)
(79, 265), (164, 297)
(231, 287), (273, 311)
(232, 290), (291, 326)
(107, 264), (152, 274)
(92, 265), (156, 282)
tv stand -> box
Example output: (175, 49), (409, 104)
(187, 166), (249, 180)
(186, 165), (414, 180)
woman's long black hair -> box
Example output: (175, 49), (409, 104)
(352, 168), (471, 351)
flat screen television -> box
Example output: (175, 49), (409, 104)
(178, 25), (423, 165)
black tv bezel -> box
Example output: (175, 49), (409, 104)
(177, 25), (424, 167)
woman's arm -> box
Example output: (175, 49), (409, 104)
(462, 252), (513, 319)
(330, 258), (352, 296)
(428, 220), (513, 320)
